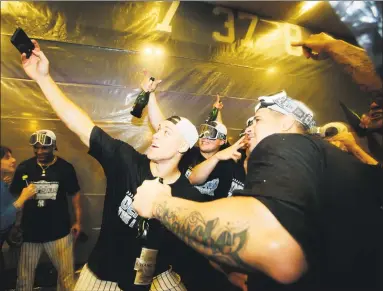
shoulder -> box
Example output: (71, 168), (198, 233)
(252, 134), (323, 160)
(17, 157), (36, 168)
(183, 146), (200, 158)
(55, 157), (75, 168)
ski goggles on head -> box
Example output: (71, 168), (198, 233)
(199, 124), (227, 140)
(29, 132), (55, 147)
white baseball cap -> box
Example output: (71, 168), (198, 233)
(166, 116), (199, 149)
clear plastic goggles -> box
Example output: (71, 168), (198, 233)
(199, 124), (226, 140)
(29, 133), (54, 146)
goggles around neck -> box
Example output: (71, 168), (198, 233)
(29, 133), (55, 147)
(199, 124), (226, 140)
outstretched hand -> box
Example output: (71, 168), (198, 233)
(291, 32), (336, 60)
(21, 39), (50, 82)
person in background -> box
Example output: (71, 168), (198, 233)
(316, 121), (379, 165)
(10, 130), (82, 291)
(0, 146), (36, 289)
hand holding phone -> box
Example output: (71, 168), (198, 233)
(11, 28), (35, 58)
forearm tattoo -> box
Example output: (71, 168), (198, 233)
(154, 201), (253, 271)
(331, 42), (383, 100)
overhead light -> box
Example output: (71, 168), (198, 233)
(154, 48), (163, 55)
(143, 47), (153, 55)
(22, 112), (32, 117)
(267, 67), (277, 74)
(300, 1), (322, 14)
(293, 1), (322, 19)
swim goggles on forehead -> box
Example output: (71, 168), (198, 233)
(29, 133), (55, 146)
(199, 124), (227, 140)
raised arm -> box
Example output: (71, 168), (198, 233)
(188, 137), (245, 185)
(21, 40), (95, 147)
(292, 33), (383, 99)
(147, 92), (166, 130)
(137, 75), (165, 130)
(133, 181), (307, 284)
(214, 94), (224, 124)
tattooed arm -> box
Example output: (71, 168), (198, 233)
(132, 180), (307, 284)
(292, 33), (383, 99)
(326, 39), (383, 98)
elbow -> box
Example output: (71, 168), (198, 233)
(188, 173), (198, 185)
(263, 238), (307, 284)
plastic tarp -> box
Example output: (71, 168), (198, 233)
(0, 1), (373, 263)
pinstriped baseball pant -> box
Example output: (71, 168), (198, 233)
(16, 233), (74, 291)
(74, 264), (187, 291)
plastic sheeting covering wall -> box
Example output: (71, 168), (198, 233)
(0, 1), (372, 264)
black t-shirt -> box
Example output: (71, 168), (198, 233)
(86, 126), (224, 291)
(179, 147), (246, 201)
(10, 157), (80, 243)
(234, 134), (383, 290)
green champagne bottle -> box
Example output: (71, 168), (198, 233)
(131, 77), (155, 118)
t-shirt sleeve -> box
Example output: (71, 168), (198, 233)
(65, 164), (81, 196)
(234, 134), (322, 207)
(88, 126), (142, 175)
(9, 163), (28, 196)
(233, 134), (323, 260)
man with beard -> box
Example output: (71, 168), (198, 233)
(10, 130), (82, 291)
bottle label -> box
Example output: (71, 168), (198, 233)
(134, 248), (158, 285)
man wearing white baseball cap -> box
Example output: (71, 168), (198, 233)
(10, 129), (82, 291)
(19, 39), (208, 291)
(132, 90), (383, 291)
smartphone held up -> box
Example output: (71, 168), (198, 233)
(10, 27), (35, 58)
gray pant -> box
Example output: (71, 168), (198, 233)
(16, 233), (75, 291)
(74, 264), (187, 291)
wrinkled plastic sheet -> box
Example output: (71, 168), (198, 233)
(0, 1), (374, 264)
(330, 1), (382, 77)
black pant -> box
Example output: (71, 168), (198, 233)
(0, 225), (13, 290)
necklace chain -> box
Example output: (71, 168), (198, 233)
(37, 156), (57, 176)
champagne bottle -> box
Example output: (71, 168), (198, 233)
(206, 104), (221, 122)
(131, 77), (155, 118)
(131, 178), (164, 290)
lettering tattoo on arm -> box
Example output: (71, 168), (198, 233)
(153, 201), (253, 271)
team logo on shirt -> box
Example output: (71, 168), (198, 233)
(118, 191), (139, 228)
(185, 167), (219, 196)
(228, 179), (245, 197)
(194, 178), (220, 196)
(33, 180), (59, 200)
